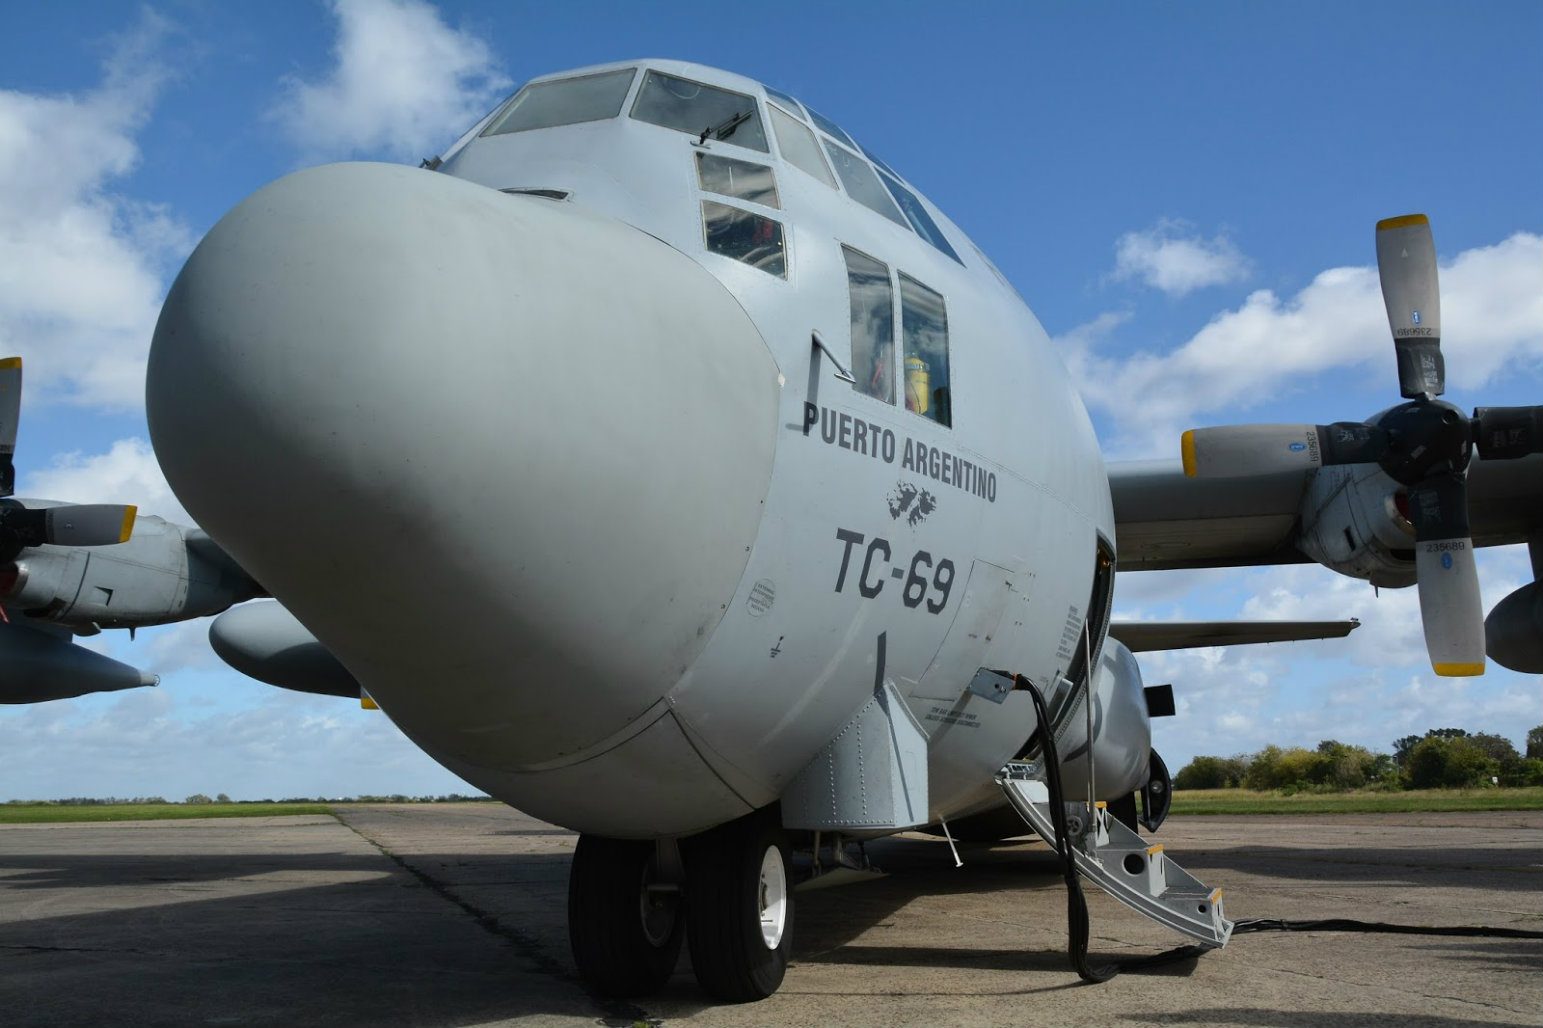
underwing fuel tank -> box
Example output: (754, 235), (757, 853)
(148, 162), (781, 834)
(0, 618), (158, 704)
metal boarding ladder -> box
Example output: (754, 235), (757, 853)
(996, 761), (1233, 947)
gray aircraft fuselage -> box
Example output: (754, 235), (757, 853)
(147, 60), (1140, 838)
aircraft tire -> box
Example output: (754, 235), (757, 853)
(683, 810), (794, 1002)
(568, 834), (683, 997)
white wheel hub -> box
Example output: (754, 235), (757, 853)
(756, 843), (788, 949)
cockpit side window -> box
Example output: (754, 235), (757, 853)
(631, 72), (768, 152)
(483, 68), (636, 136)
(880, 172), (962, 264)
(768, 106), (836, 189)
(824, 142), (907, 228)
(702, 201), (785, 277)
(899, 274), (951, 427)
(842, 246), (896, 405)
(696, 153), (780, 208)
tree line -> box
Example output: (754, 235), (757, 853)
(1175, 725), (1543, 792)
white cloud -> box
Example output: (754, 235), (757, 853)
(1065, 231), (1543, 456)
(270, 0), (512, 162)
(21, 436), (190, 524)
(0, 12), (189, 411)
(1111, 219), (1251, 297)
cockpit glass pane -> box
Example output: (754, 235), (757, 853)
(764, 85), (806, 119)
(631, 71), (768, 152)
(697, 153), (780, 208)
(807, 108), (856, 149)
(861, 144), (900, 181)
(702, 201), (785, 277)
(483, 68), (636, 136)
(769, 106), (836, 189)
(823, 142), (907, 228)
(900, 274), (950, 427)
(843, 246), (895, 405)
(880, 172), (962, 263)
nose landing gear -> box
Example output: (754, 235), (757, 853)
(567, 808), (795, 1003)
(682, 809), (793, 1002)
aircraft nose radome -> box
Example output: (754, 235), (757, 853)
(149, 162), (780, 769)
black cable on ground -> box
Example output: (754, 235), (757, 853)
(1015, 674), (1118, 983)
(1232, 918), (1543, 940)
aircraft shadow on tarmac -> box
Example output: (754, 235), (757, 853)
(3, 827), (1537, 1026)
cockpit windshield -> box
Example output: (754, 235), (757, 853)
(630, 71), (768, 152)
(483, 68), (636, 136)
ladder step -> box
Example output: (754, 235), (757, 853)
(996, 762), (1232, 948)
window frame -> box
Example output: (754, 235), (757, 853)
(480, 67), (638, 137)
(629, 70), (769, 152)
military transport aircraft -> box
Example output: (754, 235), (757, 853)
(2, 60), (1539, 1002)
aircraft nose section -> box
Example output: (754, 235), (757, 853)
(149, 162), (780, 769)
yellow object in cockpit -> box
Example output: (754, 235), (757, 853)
(905, 356), (929, 414)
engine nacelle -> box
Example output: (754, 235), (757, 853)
(3, 504), (263, 630)
(1055, 639), (1152, 800)
(1487, 582), (1542, 673)
(1296, 464), (1417, 588)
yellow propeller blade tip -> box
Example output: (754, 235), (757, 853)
(118, 506), (138, 543)
(1432, 662), (1485, 678)
(1376, 213), (1429, 231)
(361, 694), (380, 710)
(1181, 430), (1198, 477)
(0, 357), (21, 370)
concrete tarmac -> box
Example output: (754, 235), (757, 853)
(1, 803), (1538, 1027)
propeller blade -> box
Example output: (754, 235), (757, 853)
(43, 504), (138, 546)
(0, 357), (20, 499)
(1375, 214), (1444, 398)
(1181, 423), (1387, 478)
(1472, 405), (1543, 460)
(0, 503), (139, 550)
(1407, 474), (1485, 676)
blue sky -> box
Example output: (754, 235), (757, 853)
(1, 1), (1538, 800)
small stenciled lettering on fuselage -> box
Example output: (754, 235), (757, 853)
(923, 706), (980, 728)
(800, 402), (996, 503)
(832, 527), (956, 614)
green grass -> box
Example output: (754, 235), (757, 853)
(1168, 786), (1543, 815)
(0, 803), (334, 824)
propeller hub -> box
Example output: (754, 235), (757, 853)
(1373, 398), (1471, 486)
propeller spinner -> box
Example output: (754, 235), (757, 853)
(1180, 216), (1543, 677)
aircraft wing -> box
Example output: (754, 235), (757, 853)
(1109, 453), (1543, 572)
(1109, 619), (1359, 652)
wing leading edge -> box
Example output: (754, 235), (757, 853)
(1109, 619), (1359, 653)
(1109, 453), (1542, 573)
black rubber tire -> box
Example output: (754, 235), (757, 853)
(568, 834), (683, 997)
(683, 812), (794, 1002)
